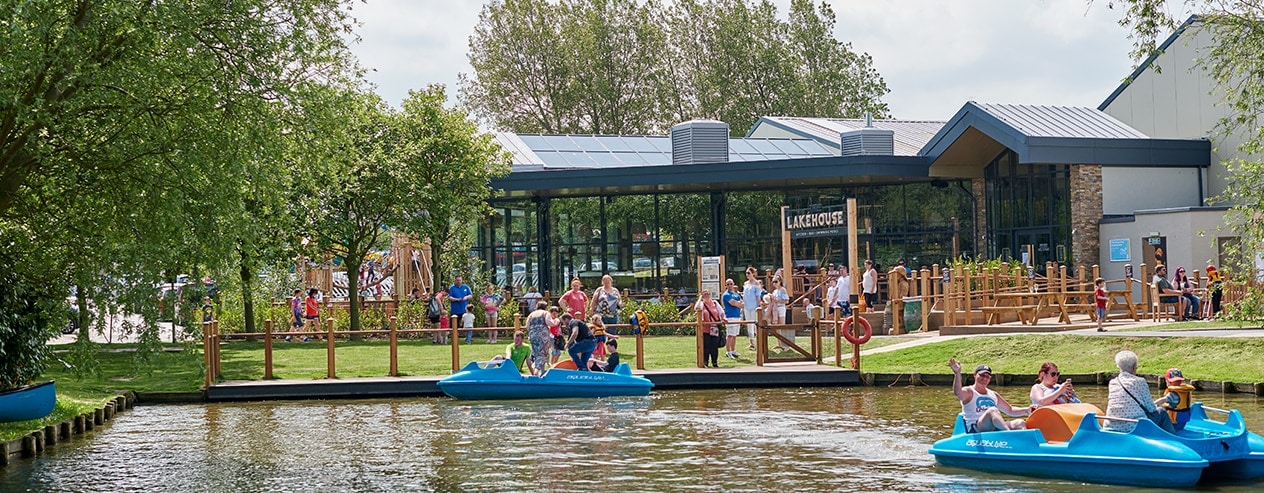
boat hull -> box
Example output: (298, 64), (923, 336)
(1181, 403), (1264, 481)
(438, 361), (653, 400)
(0, 381), (56, 423)
(930, 407), (1206, 487)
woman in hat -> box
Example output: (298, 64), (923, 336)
(949, 358), (1035, 432)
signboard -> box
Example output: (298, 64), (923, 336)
(1109, 238), (1130, 262)
(785, 204), (847, 239)
(699, 256), (724, 299)
(1144, 236), (1167, 267)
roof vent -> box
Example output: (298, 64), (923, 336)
(840, 127), (894, 156)
(671, 119), (729, 165)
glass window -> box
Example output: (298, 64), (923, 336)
(747, 139), (781, 154)
(575, 136), (608, 152)
(597, 136), (632, 152)
(535, 151), (569, 167)
(624, 137), (659, 152)
(546, 135), (581, 151)
(518, 135), (550, 150)
(649, 137), (673, 153)
(729, 139), (757, 154)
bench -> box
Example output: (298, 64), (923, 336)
(981, 305), (1040, 325)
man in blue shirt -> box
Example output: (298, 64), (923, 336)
(721, 279), (744, 358)
(448, 276), (474, 343)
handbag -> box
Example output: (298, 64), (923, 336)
(1120, 381), (1176, 433)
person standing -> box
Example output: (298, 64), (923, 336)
(287, 289), (303, 342)
(591, 275), (622, 334)
(1094, 277), (1109, 332)
(480, 284), (503, 343)
(836, 266), (852, 317)
(1207, 264), (1224, 317)
(524, 302), (551, 375)
(448, 276), (474, 344)
(695, 290), (724, 368)
(861, 260), (878, 309)
(721, 279), (743, 358)
(742, 267), (763, 351)
(559, 277), (589, 319)
(303, 288), (320, 342)
(766, 278), (792, 351)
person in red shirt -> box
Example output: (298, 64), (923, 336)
(303, 288), (320, 342)
(559, 278), (588, 319)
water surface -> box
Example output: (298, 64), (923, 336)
(3, 386), (1263, 492)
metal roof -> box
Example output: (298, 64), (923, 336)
(494, 133), (835, 170)
(747, 116), (944, 156)
(972, 103), (1149, 139)
(921, 101), (1210, 168)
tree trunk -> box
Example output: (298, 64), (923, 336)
(238, 245), (256, 334)
(344, 254), (363, 341)
(75, 284), (90, 341)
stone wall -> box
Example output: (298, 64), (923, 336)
(1070, 164), (1103, 267)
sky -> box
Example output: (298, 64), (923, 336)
(347, 0), (1190, 125)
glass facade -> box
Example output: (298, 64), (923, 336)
(476, 182), (974, 294)
(984, 150), (1072, 267)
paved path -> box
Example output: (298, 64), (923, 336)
(860, 319), (1264, 356)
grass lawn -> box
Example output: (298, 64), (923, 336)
(862, 334), (1264, 382)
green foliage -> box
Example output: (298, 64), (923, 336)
(461, 0), (889, 135)
(623, 298), (695, 335)
(0, 253), (60, 389)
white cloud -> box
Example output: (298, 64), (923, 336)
(347, 0), (1162, 121)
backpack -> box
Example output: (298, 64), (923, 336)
(427, 295), (442, 319)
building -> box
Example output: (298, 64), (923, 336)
(477, 17), (1233, 295)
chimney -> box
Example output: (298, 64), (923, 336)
(671, 119), (729, 165)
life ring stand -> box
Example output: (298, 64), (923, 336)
(842, 315), (872, 345)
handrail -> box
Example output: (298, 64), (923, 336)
(1201, 405), (1231, 415)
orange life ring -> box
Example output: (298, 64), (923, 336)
(842, 315), (872, 345)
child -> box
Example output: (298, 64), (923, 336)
(1161, 368), (1196, 431)
(590, 315), (608, 358)
(436, 292), (450, 345)
(287, 289), (303, 342)
(462, 310), (475, 343)
(1094, 278), (1108, 332)
(589, 338), (620, 372)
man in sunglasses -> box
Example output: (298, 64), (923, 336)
(949, 358), (1036, 432)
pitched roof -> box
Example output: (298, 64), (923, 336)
(493, 133), (835, 170)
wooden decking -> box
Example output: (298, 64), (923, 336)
(205, 362), (859, 402)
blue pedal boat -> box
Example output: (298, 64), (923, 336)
(929, 403), (1207, 487)
(0, 381), (56, 423)
(437, 360), (653, 400)
(1180, 403), (1264, 481)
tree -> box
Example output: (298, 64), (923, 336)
(1105, 3), (1264, 320)
(301, 85), (511, 333)
(461, 0), (889, 136)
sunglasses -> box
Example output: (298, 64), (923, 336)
(1046, 371), (1059, 376)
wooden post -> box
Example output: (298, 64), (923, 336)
(264, 319), (274, 379)
(755, 308), (765, 366)
(212, 320), (221, 380)
(389, 316), (398, 377)
(203, 320), (212, 388)
(636, 323), (645, 370)
(960, 264), (972, 325)
(833, 308), (841, 367)
(847, 197), (859, 310)
(450, 315), (460, 372)
(1140, 263), (1151, 319)
(812, 314), (822, 364)
(696, 312), (704, 368)
(920, 267), (931, 332)
(326, 317), (335, 378)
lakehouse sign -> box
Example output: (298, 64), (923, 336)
(784, 204), (847, 239)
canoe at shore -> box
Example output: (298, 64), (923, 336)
(0, 381), (56, 423)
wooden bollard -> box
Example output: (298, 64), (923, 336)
(74, 414), (86, 433)
(1255, 383), (1264, 396)
(327, 317), (336, 379)
(105, 402), (115, 420)
(59, 421), (71, 440)
(0, 441), (9, 465)
(1223, 381), (1234, 393)
(94, 408), (105, 425)
(264, 319), (274, 379)
(389, 316), (398, 377)
(22, 434), (37, 457)
(44, 425), (58, 445)
(116, 395), (126, 411)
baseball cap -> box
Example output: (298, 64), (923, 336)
(1165, 368), (1185, 384)
(975, 364), (992, 375)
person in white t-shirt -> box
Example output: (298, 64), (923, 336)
(835, 266), (852, 316)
